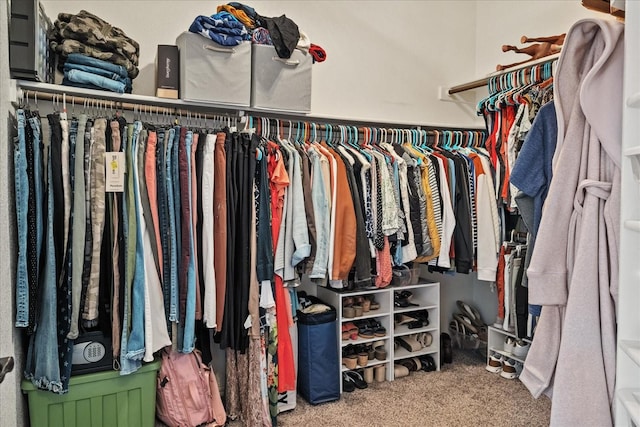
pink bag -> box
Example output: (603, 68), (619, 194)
(156, 349), (226, 427)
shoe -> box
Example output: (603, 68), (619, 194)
(398, 358), (419, 372)
(504, 336), (516, 354)
(486, 352), (503, 373)
(453, 313), (479, 335)
(343, 297), (355, 318)
(441, 333), (452, 364)
(456, 300), (485, 328)
(394, 290), (419, 308)
(419, 355), (436, 372)
(357, 353), (369, 367)
(372, 341), (387, 360)
(343, 322), (358, 340)
(395, 313), (418, 326)
(368, 295), (380, 311)
(374, 364), (386, 382)
(363, 366), (375, 384)
(369, 319), (387, 337)
(512, 340), (530, 358)
(500, 358), (522, 379)
(355, 296), (371, 313)
(353, 305), (364, 317)
(416, 332), (433, 348)
(346, 370), (368, 389)
(367, 344), (375, 360)
(342, 372), (355, 392)
(394, 363), (410, 378)
(343, 355), (357, 370)
(395, 335), (422, 352)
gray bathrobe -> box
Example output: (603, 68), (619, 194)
(520, 18), (624, 427)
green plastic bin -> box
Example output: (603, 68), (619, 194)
(21, 361), (160, 427)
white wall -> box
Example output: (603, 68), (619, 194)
(41, 0), (481, 127)
(474, 0), (602, 77)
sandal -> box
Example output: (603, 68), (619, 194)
(372, 340), (387, 360)
(354, 320), (374, 339)
(456, 300), (485, 328)
(395, 313), (418, 326)
(394, 363), (410, 378)
(343, 297), (355, 318)
(453, 313), (479, 335)
(368, 296), (380, 311)
(344, 322), (359, 340)
(395, 335), (422, 352)
(341, 324), (352, 340)
(394, 291), (419, 308)
(368, 319), (387, 337)
(416, 332), (433, 348)
(355, 296), (371, 313)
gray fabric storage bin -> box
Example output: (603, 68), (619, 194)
(176, 32), (251, 106)
(251, 44), (312, 112)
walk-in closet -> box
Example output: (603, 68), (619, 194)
(0, 1), (637, 426)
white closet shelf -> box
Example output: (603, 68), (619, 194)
(13, 80), (485, 131)
(394, 324), (438, 337)
(342, 335), (389, 347)
(14, 79), (249, 114)
(621, 340), (640, 367)
(393, 345), (438, 360)
(626, 92), (640, 108)
(341, 359), (388, 372)
(617, 389), (640, 426)
(623, 220), (640, 232)
(489, 347), (527, 364)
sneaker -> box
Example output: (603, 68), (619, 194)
(485, 352), (503, 373)
(504, 336), (516, 354)
(512, 340), (530, 358)
(500, 358), (523, 379)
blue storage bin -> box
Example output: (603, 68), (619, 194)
(297, 301), (339, 405)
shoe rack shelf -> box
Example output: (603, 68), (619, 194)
(317, 281), (440, 394)
(487, 326), (532, 365)
(340, 358), (389, 373)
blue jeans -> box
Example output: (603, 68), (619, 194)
(63, 63), (132, 88)
(63, 69), (127, 94)
(28, 116), (44, 281)
(127, 121), (146, 360)
(24, 133), (63, 393)
(119, 124), (141, 375)
(14, 110), (29, 327)
(66, 53), (129, 79)
(182, 131), (196, 353)
(165, 127), (178, 322)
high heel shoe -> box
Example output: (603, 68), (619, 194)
(374, 364), (386, 382)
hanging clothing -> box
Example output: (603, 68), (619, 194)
(521, 19), (623, 427)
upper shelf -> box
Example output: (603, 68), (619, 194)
(14, 80), (484, 131)
(15, 79), (249, 114)
(448, 53), (560, 95)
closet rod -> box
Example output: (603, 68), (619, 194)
(251, 117), (485, 136)
(14, 80), (485, 132)
(16, 89), (238, 120)
(448, 53), (560, 95)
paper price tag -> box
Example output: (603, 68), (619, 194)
(105, 152), (125, 192)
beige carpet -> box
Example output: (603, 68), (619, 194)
(277, 349), (551, 427)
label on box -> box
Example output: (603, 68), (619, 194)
(105, 152), (125, 192)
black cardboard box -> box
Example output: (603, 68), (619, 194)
(156, 45), (179, 99)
